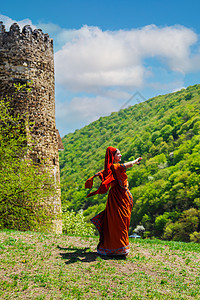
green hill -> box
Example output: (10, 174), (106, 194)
(59, 84), (200, 242)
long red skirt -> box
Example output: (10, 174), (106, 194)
(91, 181), (133, 256)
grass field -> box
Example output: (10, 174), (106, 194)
(0, 229), (200, 299)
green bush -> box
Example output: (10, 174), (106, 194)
(154, 213), (171, 235)
(190, 231), (200, 243)
(0, 98), (56, 232)
(62, 209), (95, 236)
(163, 208), (200, 242)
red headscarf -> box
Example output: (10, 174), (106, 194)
(85, 146), (117, 198)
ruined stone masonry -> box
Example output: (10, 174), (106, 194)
(0, 21), (63, 234)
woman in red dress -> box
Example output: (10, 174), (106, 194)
(85, 147), (142, 256)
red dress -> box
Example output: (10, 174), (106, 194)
(91, 163), (133, 256)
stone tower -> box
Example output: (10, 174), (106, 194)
(0, 21), (62, 234)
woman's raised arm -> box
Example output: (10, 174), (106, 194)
(124, 157), (142, 168)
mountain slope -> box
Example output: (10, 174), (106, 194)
(59, 84), (200, 241)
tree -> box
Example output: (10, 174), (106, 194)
(0, 99), (56, 231)
(163, 208), (200, 242)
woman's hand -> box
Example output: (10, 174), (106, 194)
(135, 157), (142, 164)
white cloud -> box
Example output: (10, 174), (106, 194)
(172, 86), (186, 93)
(1, 14), (200, 134)
(0, 14), (36, 30)
(36, 22), (61, 35)
(55, 95), (119, 136)
(1, 14), (199, 92)
(55, 24), (200, 93)
(55, 86), (148, 136)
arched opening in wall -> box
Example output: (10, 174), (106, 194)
(53, 158), (56, 165)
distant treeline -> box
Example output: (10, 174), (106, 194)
(59, 84), (200, 242)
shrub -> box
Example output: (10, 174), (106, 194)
(0, 99), (56, 232)
(190, 231), (200, 243)
(62, 209), (95, 236)
(154, 213), (171, 235)
(163, 208), (200, 242)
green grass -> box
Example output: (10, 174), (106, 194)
(0, 230), (200, 299)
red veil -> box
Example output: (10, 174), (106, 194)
(85, 146), (117, 198)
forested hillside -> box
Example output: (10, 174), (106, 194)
(59, 84), (200, 242)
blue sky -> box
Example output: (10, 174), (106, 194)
(1, 0), (200, 136)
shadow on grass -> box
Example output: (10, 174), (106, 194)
(58, 246), (98, 264)
(58, 246), (128, 264)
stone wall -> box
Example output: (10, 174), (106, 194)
(0, 21), (62, 234)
